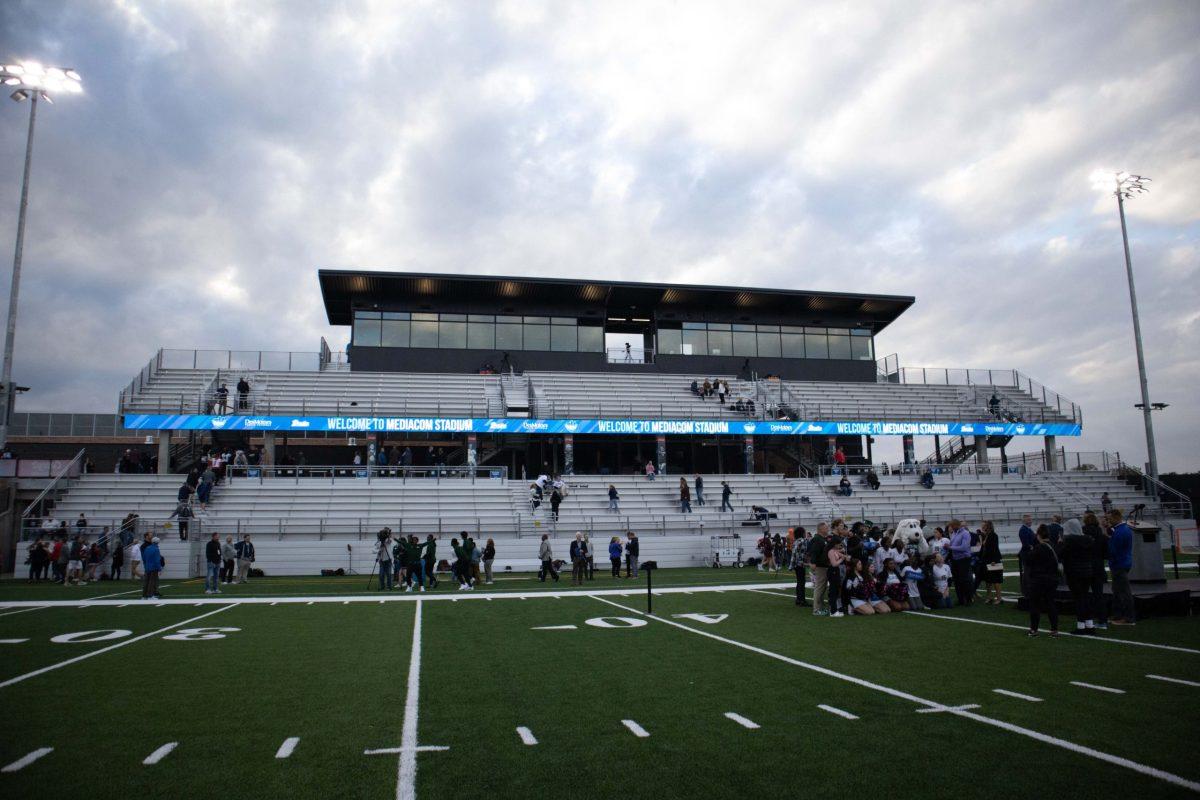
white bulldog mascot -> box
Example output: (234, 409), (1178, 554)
(894, 518), (931, 557)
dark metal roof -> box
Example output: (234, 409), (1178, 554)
(318, 269), (915, 330)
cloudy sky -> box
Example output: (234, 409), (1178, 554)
(0, 0), (1197, 471)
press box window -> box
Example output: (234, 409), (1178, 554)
(353, 311), (382, 347)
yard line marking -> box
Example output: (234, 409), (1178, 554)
(916, 704), (980, 714)
(993, 689), (1043, 702)
(0, 638), (29, 644)
(397, 599), (423, 800)
(724, 712), (760, 729)
(143, 742), (177, 765)
(2, 747), (53, 772)
(591, 596), (1200, 794)
(270, 602), (278, 606)
(275, 737), (300, 759)
(88, 586), (157, 600)
(1071, 681), (1125, 694)
(365, 746), (449, 755)
(621, 719), (650, 738)
(0, 581), (797, 608)
(0, 606), (46, 618)
(0, 605), (235, 690)
(531, 625), (577, 630)
(516, 726), (538, 745)
(818, 704), (859, 720)
(902, 610), (1200, 656)
(1147, 674), (1200, 688)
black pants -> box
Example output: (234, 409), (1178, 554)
(539, 559), (559, 582)
(950, 558), (973, 606)
(425, 557), (438, 587)
(1090, 573), (1107, 624)
(221, 558), (235, 582)
(827, 567), (843, 613)
(142, 571), (160, 598)
(611, 557), (620, 577)
(111, 554), (123, 580)
(1028, 580), (1059, 632)
(721, 497), (733, 511)
(1067, 575), (1092, 623)
(794, 565), (807, 605)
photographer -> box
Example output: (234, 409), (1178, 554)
(377, 529), (394, 591)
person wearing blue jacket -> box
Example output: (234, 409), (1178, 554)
(141, 537), (164, 599)
(1106, 509), (1135, 625)
(608, 537), (623, 578)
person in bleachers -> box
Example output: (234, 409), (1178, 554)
(865, 468), (880, 490)
(529, 483), (542, 513)
(645, 460), (657, 481)
(919, 468), (935, 489)
(837, 476), (853, 497)
(690, 379), (701, 397)
(679, 478), (692, 513)
(401, 446), (413, 467)
(376, 448), (388, 467)
(608, 484), (620, 512)
(733, 398), (745, 413)
(236, 376), (250, 411)
(720, 481), (733, 512)
(702, 379), (712, 398)
(988, 392), (1001, 418)
(215, 383), (229, 414)
(694, 475), (705, 506)
(550, 487), (563, 520)
(717, 381), (727, 405)
(746, 399), (756, 416)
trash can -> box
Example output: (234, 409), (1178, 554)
(1129, 523), (1166, 584)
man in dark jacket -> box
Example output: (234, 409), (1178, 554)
(625, 532), (640, 578)
(169, 501), (193, 541)
(1026, 528), (1060, 636)
(1059, 518), (1094, 633)
(807, 523), (830, 616)
(236, 377), (251, 410)
(234, 534), (255, 584)
(720, 481), (733, 512)
(204, 532), (222, 594)
(569, 533), (588, 586)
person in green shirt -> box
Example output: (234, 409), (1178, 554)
(423, 535), (438, 589)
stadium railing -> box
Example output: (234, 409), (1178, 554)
(881, 366), (1082, 425)
(19, 448), (85, 519)
(223, 464), (508, 484)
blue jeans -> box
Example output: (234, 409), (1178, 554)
(379, 560), (393, 590)
(681, 499), (692, 513)
(205, 562), (220, 591)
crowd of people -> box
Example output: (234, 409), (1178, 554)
(761, 507), (1136, 635)
(373, 529), (503, 591)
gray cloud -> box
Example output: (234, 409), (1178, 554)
(0, 0), (1196, 470)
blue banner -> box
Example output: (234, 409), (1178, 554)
(122, 414), (1081, 437)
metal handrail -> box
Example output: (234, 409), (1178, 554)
(1112, 460), (1193, 519)
(887, 366), (1082, 425)
(21, 448), (86, 518)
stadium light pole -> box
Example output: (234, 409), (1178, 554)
(1091, 170), (1159, 482)
(0, 61), (82, 451)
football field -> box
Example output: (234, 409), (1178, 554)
(1, 567), (1198, 799)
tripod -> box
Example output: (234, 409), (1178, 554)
(365, 551), (380, 590)
(346, 544), (358, 576)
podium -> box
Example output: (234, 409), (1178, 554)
(1129, 523), (1166, 584)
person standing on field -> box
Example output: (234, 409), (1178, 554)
(235, 534), (255, 584)
(625, 532), (640, 578)
(423, 535), (439, 589)
(807, 523), (830, 616)
(570, 533), (587, 585)
(221, 535), (237, 583)
(1106, 509), (1136, 625)
(141, 537), (164, 600)
(204, 532), (222, 594)
(538, 534), (559, 582)
(483, 538), (496, 585)
(609, 537), (623, 578)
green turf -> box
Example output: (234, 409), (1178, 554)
(1, 570), (1198, 799)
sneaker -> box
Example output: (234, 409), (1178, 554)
(812, 610), (828, 617)
(830, 612), (845, 618)
(419, 586), (425, 592)
(214, 589), (221, 594)
(1028, 630), (1037, 637)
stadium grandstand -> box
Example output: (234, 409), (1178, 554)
(2, 271), (1190, 578)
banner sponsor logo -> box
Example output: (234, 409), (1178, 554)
(121, 414), (1082, 437)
